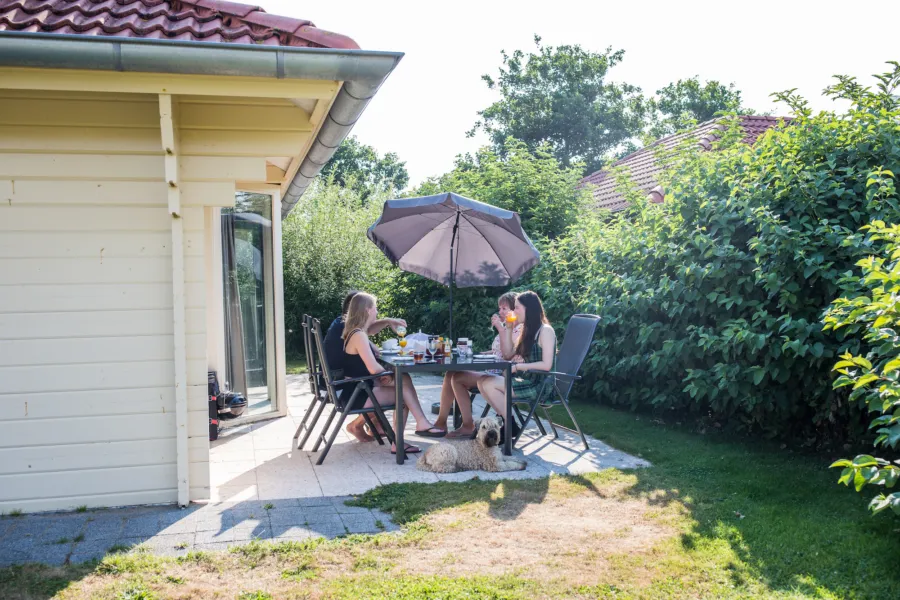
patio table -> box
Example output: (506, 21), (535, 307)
(379, 353), (513, 464)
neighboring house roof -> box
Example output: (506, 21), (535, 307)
(0, 0), (359, 49)
(581, 115), (789, 213)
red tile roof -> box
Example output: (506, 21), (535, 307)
(0, 0), (359, 49)
(581, 115), (789, 213)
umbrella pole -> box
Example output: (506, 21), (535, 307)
(449, 210), (460, 341)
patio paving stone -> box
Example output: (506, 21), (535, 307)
(34, 516), (88, 543)
(69, 539), (119, 563)
(81, 516), (124, 541)
(195, 528), (235, 545)
(121, 515), (163, 538)
(267, 507), (307, 526)
(27, 544), (71, 566)
(340, 514), (379, 534)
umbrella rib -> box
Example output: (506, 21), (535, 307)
(459, 212), (513, 282)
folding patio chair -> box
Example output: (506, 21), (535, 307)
(292, 315), (329, 451)
(306, 318), (397, 465)
(477, 314), (600, 450)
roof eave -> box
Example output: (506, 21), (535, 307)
(0, 31), (403, 217)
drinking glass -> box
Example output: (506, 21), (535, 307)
(398, 338), (408, 355)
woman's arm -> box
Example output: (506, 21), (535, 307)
(512, 326), (556, 373)
(367, 317), (406, 336)
(499, 330), (516, 360)
(348, 330), (385, 375)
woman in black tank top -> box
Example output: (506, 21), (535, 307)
(342, 293), (445, 454)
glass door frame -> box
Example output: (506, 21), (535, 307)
(212, 187), (287, 426)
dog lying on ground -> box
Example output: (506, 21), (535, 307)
(416, 416), (527, 473)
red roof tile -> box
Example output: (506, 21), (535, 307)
(581, 115), (790, 213)
(0, 0), (359, 49)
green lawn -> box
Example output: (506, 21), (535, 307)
(2, 402), (898, 599)
(285, 357), (308, 375)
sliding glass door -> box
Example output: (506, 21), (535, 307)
(222, 192), (277, 417)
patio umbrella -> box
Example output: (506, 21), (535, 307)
(367, 192), (540, 339)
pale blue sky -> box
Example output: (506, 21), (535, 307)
(264, 0), (899, 186)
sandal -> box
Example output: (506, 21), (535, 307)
(446, 428), (475, 439)
(391, 443), (421, 455)
(415, 426), (447, 438)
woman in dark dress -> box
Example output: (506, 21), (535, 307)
(342, 293), (444, 455)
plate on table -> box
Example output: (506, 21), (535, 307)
(380, 349), (400, 355)
(473, 353), (496, 360)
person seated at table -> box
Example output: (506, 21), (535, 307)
(323, 290), (406, 442)
(432, 292), (522, 438)
(477, 291), (556, 442)
(342, 292), (445, 453)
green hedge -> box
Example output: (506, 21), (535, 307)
(528, 65), (900, 440)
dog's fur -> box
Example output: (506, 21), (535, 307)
(416, 416), (527, 474)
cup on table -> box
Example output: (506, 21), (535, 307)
(413, 347), (425, 363)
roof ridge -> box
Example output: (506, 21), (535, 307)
(0, 0), (360, 49)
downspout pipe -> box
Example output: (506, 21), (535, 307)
(0, 32), (403, 217)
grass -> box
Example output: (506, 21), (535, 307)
(285, 358), (308, 375)
(2, 403), (899, 599)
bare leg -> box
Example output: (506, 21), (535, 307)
(446, 371), (482, 437)
(433, 375), (455, 431)
(370, 375), (435, 452)
(346, 415), (374, 442)
(477, 375), (508, 417)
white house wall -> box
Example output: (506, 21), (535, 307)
(0, 91), (214, 512)
(0, 85), (309, 513)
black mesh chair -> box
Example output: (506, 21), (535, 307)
(306, 318), (396, 465)
(478, 314), (600, 450)
(292, 315), (328, 451)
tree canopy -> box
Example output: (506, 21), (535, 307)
(320, 136), (409, 201)
(648, 76), (748, 138)
(470, 36), (648, 175)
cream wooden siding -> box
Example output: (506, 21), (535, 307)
(0, 91), (213, 513)
(0, 87), (301, 513)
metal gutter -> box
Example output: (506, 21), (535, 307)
(0, 31), (403, 217)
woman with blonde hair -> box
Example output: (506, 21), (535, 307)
(342, 293), (443, 454)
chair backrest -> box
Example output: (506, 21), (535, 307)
(552, 314), (600, 399)
(302, 315), (316, 392)
(310, 318), (343, 405)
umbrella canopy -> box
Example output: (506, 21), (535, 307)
(367, 192), (540, 288)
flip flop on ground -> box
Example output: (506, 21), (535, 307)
(415, 427), (447, 438)
(391, 443), (421, 455)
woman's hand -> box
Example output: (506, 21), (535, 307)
(491, 313), (502, 330)
(388, 318), (407, 333)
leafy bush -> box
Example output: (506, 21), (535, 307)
(529, 63), (900, 441)
(281, 181), (396, 356)
(824, 221), (900, 517)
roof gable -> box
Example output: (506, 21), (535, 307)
(0, 0), (359, 49)
(581, 115), (789, 212)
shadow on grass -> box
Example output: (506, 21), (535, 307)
(0, 564), (94, 600)
(558, 401), (900, 599)
(348, 400), (900, 597)
(351, 472), (605, 525)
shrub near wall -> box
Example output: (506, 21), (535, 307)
(530, 65), (900, 441)
(281, 182), (396, 356)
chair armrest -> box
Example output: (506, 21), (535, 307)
(526, 370), (581, 383)
(336, 371), (393, 385)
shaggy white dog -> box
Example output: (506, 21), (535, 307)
(416, 416), (527, 474)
